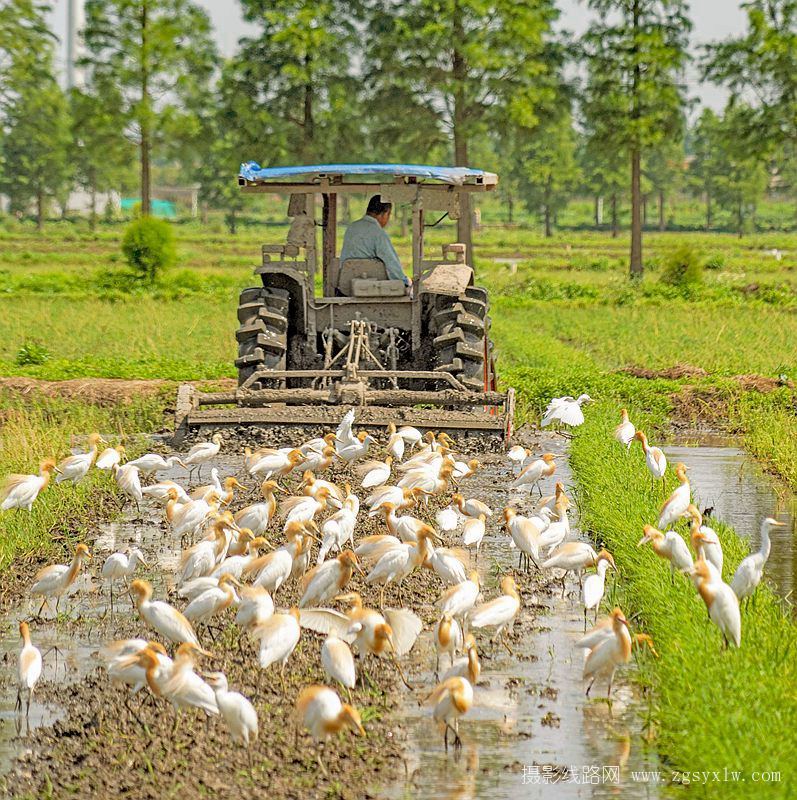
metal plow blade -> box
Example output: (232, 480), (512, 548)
(173, 384), (514, 444)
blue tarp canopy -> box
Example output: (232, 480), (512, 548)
(239, 162), (496, 187)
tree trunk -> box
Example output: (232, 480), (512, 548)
(302, 54), (314, 161)
(228, 209), (237, 234)
(451, 21), (473, 264)
(737, 201), (744, 238)
(507, 194), (514, 224)
(89, 179), (97, 231)
(139, 0), (151, 216)
(594, 196), (602, 227)
(36, 192), (44, 230)
(543, 178), (553, 237)
(629, 0), (643, 277)
(658, 189), (666, 231)
(611, 193), (618, 238)
(705, 192), (712, 230)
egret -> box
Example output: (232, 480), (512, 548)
(614, 409), (636, 450)
(126, 454), (187, 477)
(451, 494), (492, 519)
(101, 547), (148, 611)
(582, 551), (615, 629)
(635, 431), (667, 485)
(578, 607), (634, 698)
(542, 542), (603, 595)
(358, 457), (392, 489)
(1, 459), (58, 511)
(462, 514), (486, 560)
(129, 579), (200, 646)
(442, 634), (480, 685)
(299, 550), (361, 608)
(658, 463), (690, 531)
(437, 572), (481, 621)
(730, 517), (785, 602)
(183, 573), (241, 624)
(425, 676), (473, 750)
(204, 672), (259, 768)
(638, 524), (693, 579)
(235, 585), (274, 633)
(296, 685), (365, 775)
(234, 479), (282, 536)
(113, 463), (143, 511)
(254, 608), (301, 690)
(511, 454), (556, 495)
(56, 432), (105, 484)
(30, 543), (91, 616)
(16, 622), (42, 718)
(321, 634), (357, 699)
(95, 444), (125, 471)
(692, 559), (742, 648)
(468, 576), (520, 653)
(540, 394), (592, 428)
(434, 612), (463, 673)
(687, 504), (723, 575)
(183, 434), (222, 480)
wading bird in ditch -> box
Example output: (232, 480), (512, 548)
(730, 517), (786, 603)
(16, 622), (42, 719)
(634, 431), (667, 486)
(540, 394), (592, 429)
(691, 559), (742, 648)
(129, 579), (201, 646)
(101, 547), (148, 612)
(425, 676), (474, 750)
(658, 463), (691, 531)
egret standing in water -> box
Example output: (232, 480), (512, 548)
(16, 622), (42, 719)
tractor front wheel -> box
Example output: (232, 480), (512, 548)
(235, 286), (289, 389)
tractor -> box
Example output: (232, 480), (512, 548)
(175, 163), (514, 442)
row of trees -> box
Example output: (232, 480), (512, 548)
(0, 0), (795, 272)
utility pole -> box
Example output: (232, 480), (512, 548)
(66, 0), (86, 90)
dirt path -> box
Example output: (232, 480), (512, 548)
(0, 429), (657, 798)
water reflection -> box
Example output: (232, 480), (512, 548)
(664, 439), (796, 600)
(388, 440), (659, 799)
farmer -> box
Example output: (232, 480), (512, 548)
(339, 195), (410, 293)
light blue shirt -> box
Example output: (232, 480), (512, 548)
(339, 215), (408, 285)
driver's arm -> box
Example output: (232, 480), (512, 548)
(375, 230), (409, 286)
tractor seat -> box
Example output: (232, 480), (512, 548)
(336, 258), (406, 297)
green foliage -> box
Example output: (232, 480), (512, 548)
(121, 217), (177, 282)
(82, 0), (217, 215)
(660, 245), (703, 286)
(0, 7), (72, 227)
(14, 339), (49, 366)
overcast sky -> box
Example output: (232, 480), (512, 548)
(49, 0), (748, 111)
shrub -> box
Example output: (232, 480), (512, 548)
(704, 253), (725, 270)
(660, 245), (703, 286)
(121, 216), (176, 282)
(15, 340), (50, 366)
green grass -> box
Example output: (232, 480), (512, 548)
(0, 392), (165, 570)
(569, 403), (797, 797)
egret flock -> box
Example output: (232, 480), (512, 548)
(1, 400), (784, 776)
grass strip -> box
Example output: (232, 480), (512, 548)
(0, 392), (165, 572)
(569, 402), (797, 797)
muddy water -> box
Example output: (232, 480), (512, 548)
(0, 457), (242, 774)
(0, 441), (658, 797)
(388, 435), (659, 800)
(664, 435), (796, 600)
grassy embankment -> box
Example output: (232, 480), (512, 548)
(568, 405), (797, 797)
(0, 393), (165, 572)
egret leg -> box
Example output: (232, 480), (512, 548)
(585, 678), (595, 697)
(502, 629), (514, 656)
(316, 748), (329, 778)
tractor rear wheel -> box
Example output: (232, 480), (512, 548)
(429, 286), (493, 392)
(235, 286), (289, 389)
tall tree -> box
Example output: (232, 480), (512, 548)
(81, 0), (216, 215)
(70, 85), (135, 228)
(703, 0), (797, 220)
(0, 3), (71, 228)
(713, 104), (770, 236)
(366, 0), (558, 262)
(644, 137), (685, 231)
(581, 0), (691, 275)
(513, 110), (580, 237)
(687, 108), (723, 230)
(237, 0), (363, 163)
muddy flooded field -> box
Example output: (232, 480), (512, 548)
(0, 427), (658, 798)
